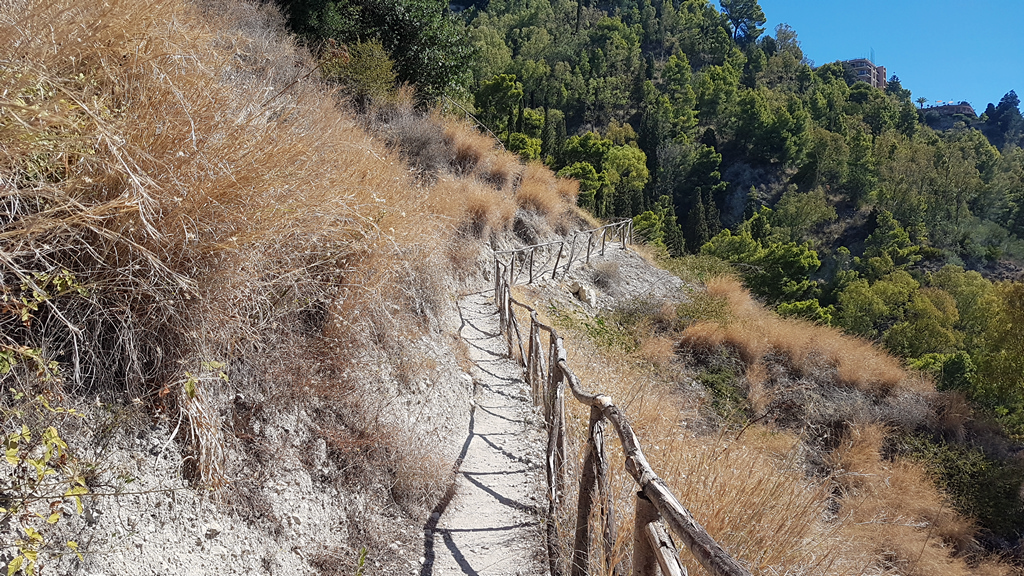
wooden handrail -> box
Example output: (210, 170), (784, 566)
(490, 221), (751, 576)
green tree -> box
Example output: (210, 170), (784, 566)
(557, 162), (603, 210)
(719, 0), (766, 44)
(772, 186), (837, 241)
(320, 39), (397, 106)
(972, 282), (1024, 436)
(835, 270), (919, 339)
(883, 288), (962, 358)
(702, 209), (822, 303)
(859, 210), (921, 279)
(475, 74), (523, 141)
(605, 144), (650, 216)
(561, 132), (613, 172)
(508, 133), (542, 160)
(279, 0), (471, 102)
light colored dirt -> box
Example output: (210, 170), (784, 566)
(420, 291), (548, 576)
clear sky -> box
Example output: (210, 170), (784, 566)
(736, 0), (1024, 113)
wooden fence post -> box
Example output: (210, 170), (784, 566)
(594, 416), (619, 576)
(586, 231), (594, 263)
(634, 492), (660, 576)
(552, 241), (564, 280)
(529, 247), (535, 284)
(571, 407), (601, 576)
(601, 227), (607, 256)
(564, 235), (578, 278)
(532, 319), (540, 401)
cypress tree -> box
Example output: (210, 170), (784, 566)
(706, 193), (722, 236)
(686, 189), (710, 251)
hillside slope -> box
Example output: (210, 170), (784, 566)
(0, 0), (577, 573)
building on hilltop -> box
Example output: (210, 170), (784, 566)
(842, 58), (887, 90)
(925, 102), (977, 117)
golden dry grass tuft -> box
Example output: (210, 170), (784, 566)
(829, 423), (983, 576)
(680, 277), (919, 396)
(515, 161), (579, 230)
(444, 118), (499, 175)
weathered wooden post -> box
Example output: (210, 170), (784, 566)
(595, 417), (619, 576)
(634, 493), (660, 576)
(529, 247), (535, 284)
(586, 230), (594, 263)
(601, 227), (608, 256)
(634, 492), (687, 576)
(564, 235), (578, 278)
(571, 407), (601, 576)
(552, 242), (563, 280)
(532, 317), (540, 403)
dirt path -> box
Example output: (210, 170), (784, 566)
(419, 291), (548, 576)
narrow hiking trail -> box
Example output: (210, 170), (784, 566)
(420, 291), (549, 576)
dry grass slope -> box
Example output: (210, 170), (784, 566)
(0, 0), (579, 564)
(516, 268), (1015, 575)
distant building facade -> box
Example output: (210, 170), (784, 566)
(925, 102), (977, 117)
(843, 58), (887, 90)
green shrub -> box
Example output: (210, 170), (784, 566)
(898, 433), (1024, 539)
(321, 39), (397, 103)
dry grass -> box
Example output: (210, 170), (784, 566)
(0, 0), (574, 503)
(518, 276), (1009, 576)
(444, 118), (499, 175)
(829, 423), (984, 576)
(515, 161), (578, 229)
(681, 277), (919, 396)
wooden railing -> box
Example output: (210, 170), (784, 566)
(494, 219), (632, 286)
(491, 223), (751, 576)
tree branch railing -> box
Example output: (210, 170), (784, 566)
(491, 223), (751, 576)
(494, 219), (632, 287)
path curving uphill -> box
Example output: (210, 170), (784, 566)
(419, 291), (549, 576)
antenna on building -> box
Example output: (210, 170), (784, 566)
(870, 47), (875, 64)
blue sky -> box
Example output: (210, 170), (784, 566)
(739, 0), (1024, 113)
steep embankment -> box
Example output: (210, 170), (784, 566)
(0, 0), (577, 573)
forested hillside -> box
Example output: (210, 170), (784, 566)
(454, 0), (1024, 457)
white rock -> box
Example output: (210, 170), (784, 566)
(579, 287), (597, 306)
(205, 523), (222, 539)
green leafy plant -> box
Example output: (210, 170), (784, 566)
(2, 384), (88, 575)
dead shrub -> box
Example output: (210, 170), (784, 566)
(444, 119), (498, 175)
(591, 261), (621, 291)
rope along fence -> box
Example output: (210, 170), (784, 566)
(491, 221), (751, 576)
